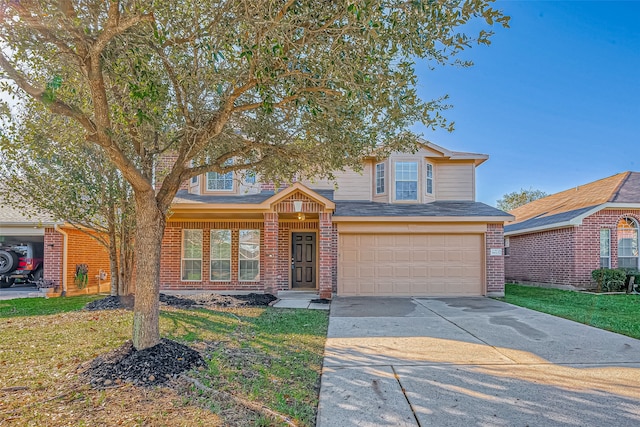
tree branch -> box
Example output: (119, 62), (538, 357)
(0, 51), (97, 135)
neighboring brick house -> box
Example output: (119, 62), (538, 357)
(0, 204), (111, 295)
(162, 141), (512, 298)
(504, 172), (640, 287)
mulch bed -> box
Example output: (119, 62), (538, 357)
(80, 339), (205, 389)
(83, 292), (277, 311)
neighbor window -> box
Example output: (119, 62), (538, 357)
(600, 229), (611, 268)
(617, 217), (639, 269)
(181, 229), (202, 281)
(395, 161), (418, 200)
(426, 163), (433, 195)
(375, 163), (385, 194)
(239, 230), (260, 281)
(504, 237), (510, 257)
(210, 230), (231, 281)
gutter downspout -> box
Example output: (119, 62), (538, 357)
(54, 224), (68, 297)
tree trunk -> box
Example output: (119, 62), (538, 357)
(107, 206), (119, 296)
(131, 190), (166, 350)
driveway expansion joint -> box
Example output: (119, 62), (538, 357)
(391, 365), (422, 427)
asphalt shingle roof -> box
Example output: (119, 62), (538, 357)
(0, 204), (55, 225)
(334, 200), (512, 218)
(172, 189), (335, 204)
(506, 171), (640, 233)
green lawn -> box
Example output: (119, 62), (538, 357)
(0, 296), (328, 426)
(501, 284), (640, 340)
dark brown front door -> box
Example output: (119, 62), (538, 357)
(292, 232), (316, 288)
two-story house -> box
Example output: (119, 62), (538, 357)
(160, 141), (512, 299)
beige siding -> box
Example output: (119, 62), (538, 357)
(338, 232), (484, 296)
(301, 164), (373, 200)
(435, 162), (475, 201)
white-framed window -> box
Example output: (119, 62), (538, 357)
(617, 217), (639, 269)
(211, 230), (231, 281)
(375, 163), (385, 194)
(239, 229), (260, 281)
(245, 171), (256, 184)
(504, 237), (510, 257)
(426, 163), (433, 195)
(600, 229), (611, 268)
(181, 229), (202, 281)
(206, 170), (233, 191)
(395, 161), (418, 201)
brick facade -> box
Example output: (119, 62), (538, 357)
(485, 223), (506, 296)
(505, 209), (640, 287)
(43, 227), (111, 296)
(43, 228), (63, 288)
(159, 188), (343, 296)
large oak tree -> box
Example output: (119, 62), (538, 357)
(0, 0), (509, 349)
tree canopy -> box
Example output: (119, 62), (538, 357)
(497, 188), (548, 212)
(0, 0), (509, 349)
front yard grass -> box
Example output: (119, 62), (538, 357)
(0, 296), (328, 426)
(501, 284), (640, 340)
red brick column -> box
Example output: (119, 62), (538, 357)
(319, 213), (334, 299)
(263, 213), (279, 295)
(44, 228), (63, 289)
(486, 223), (506, 297)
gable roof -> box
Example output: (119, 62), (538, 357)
(505, 172), (640, 235)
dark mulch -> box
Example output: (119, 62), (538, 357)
(81, 339), (205, 389)
(84, 295), (134, 311)
(83, 292), (276, 311)
(310, 298), (331, 304)
(159, 293), (196, 308)
(191, 293), (278, 307)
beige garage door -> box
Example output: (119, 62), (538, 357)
(338, 234), (483, 296)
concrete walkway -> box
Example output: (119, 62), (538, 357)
(272, 291), (331, 310)
(317, 297), (640, 426)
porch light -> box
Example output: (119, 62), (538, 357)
(293, 200), (305, 221)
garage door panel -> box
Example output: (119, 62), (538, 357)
(338, 233), (483, 296)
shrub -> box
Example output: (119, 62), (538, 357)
(591, 268), (627, 292)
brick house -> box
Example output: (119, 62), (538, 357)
(161, 141), (512, 298)
(0, 204), (110, 295)
(504, 172), (640, 287)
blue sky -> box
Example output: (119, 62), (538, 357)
(412, 0), (640, 206)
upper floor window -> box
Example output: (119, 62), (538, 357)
(617, 217), (638, 269)
(395, 161), (418, 201)
(375, 163), (385, 194)
(504, 237), (510, 256)
(191, 175), (198, 184)
(426, 163), (433, 195)
(206, 169), (233, 191)
(245, 171), (256, 184)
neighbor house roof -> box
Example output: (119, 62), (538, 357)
(0, 204), (57, 227)
(505, 172), (640, 236)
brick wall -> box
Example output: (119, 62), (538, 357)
(64, 228), (111, 296)
(505, 209), (640, 287)
(318, 213), (334, 299)
(160, 221), (265, 291)
(43, 228), (63, 288)
(505, 227), (576, 285)
(485, 223), (506, 296)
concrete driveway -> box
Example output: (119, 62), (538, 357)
(317, 297), (640, 426)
